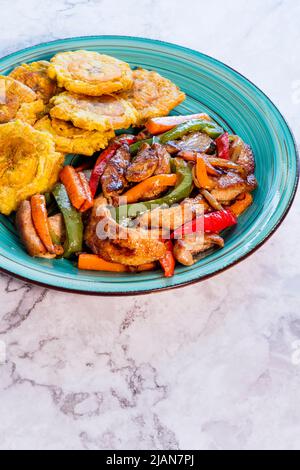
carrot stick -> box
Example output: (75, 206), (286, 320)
(122, 174), (177, 204)
(145, 113), (211, 135)
(77, 172), (94, 212)
(196, 155), (214, 189)
(60, 165), (87, 210)
(177, 151), (221, 176)
(31, 194), (63, 255)
(229, 192), (253, 217)
(78, 254), (128, 272)
(135, 262), (156, 272)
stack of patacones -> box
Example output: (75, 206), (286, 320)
(0, 50), (185, 215)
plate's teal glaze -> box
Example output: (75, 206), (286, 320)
(0, 36), (298, 294)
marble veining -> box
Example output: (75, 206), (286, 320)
(0, 0), (300, 450)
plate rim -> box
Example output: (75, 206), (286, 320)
(0, 35), (298, 296)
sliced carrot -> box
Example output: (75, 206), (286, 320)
(196, 155), (214, 190)
(229, 192), (253, 217)
(177, 150), (197, 162)
(78, 254), (128, 272)
(122, 174), (177, 204)
(145, 113), (211, 135)
(60, 165), (87, 210)
(77, 172), (94, 212)
(135, 262), (156, 272)
(31, 194), (63, 256)
(128, 262), (157, 272)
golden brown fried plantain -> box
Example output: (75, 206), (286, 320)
(35, 115), (115, 156)
(50, 92), (138, 131)
(9, 60), (57, 103)
(48, 50), (133, 96)
(119, 68), (185, 126)
(15, 99), (46, 125)
(0, 120), (64, 215)
(0, 75), (39, 124)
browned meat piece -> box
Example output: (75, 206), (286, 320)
(163, 143), (181, 155)
(172, 131), (214, 153)
(126, 143), (158, 182)
(16, 200), (55, 258)
(174, 233), (224, 266)
(85, 197), (166, 266)
(137, 195), (209, 231)
(236, 144), (255, 175)
(101, 144), (131, 201)
(152, 143), (171, 175)
(210, 172), (257, 204)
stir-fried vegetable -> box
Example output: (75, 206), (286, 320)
(201, 189), (223, 211)
(215, 132), (230, 160)
(116, 159), (193, 221)
(229, 192), (253, 216)
(129, 118), (224, 155)
(159, 119), (224, 143)
(12, 107), (256, 278)
(159, 240), (176, 277)
(52, 183), (83, 258)
(195, 155), (214, 190)
(145, 113), (211, 135)
(122, 174), (177, 203)
(31, 194), (63, 255)
(78, 254), (128, 272)
(78, 254), (157, 273)
(60, 165), (93, 213)
(172, 209), (237, 239)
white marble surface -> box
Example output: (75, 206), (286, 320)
(0, 0), (300, 450)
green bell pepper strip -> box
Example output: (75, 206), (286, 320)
(115, 159), (193, 221)
(52, 183), (83, 258)
(129, 119), (224, 155)
(159, 119), (224, 142)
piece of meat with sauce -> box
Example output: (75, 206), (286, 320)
(152, 143), (171, 175)
(174, 233), (224, 266)
(84, 197), (166, 266)
(210, 172), (257, 204)
(16, 200), (55, 258)
(236, 143), (255, 175)
(207, 141), (257, 203)
(126, 143), (158, 182)
(137, 195), (209, 231)
(101, 144), (131, 202)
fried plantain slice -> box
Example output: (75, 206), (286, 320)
(35, 116), (115, 156)
(119, 68), (186, 126)
(9, 60), (57, 103)
(0, 75), (38, 123)
(48, 50), (133, 96)
(15, 99), (46, 125)
(0, 120), (64, 215)
(50, 91), (138, 131)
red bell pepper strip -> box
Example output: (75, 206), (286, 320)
(215, 132), (230, 160)
(89, 135), (137, 198)
(159, 240), (176, 277)
(172, 209), (237, 239)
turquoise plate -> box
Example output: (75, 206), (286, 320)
(0, 36), (298, 295)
